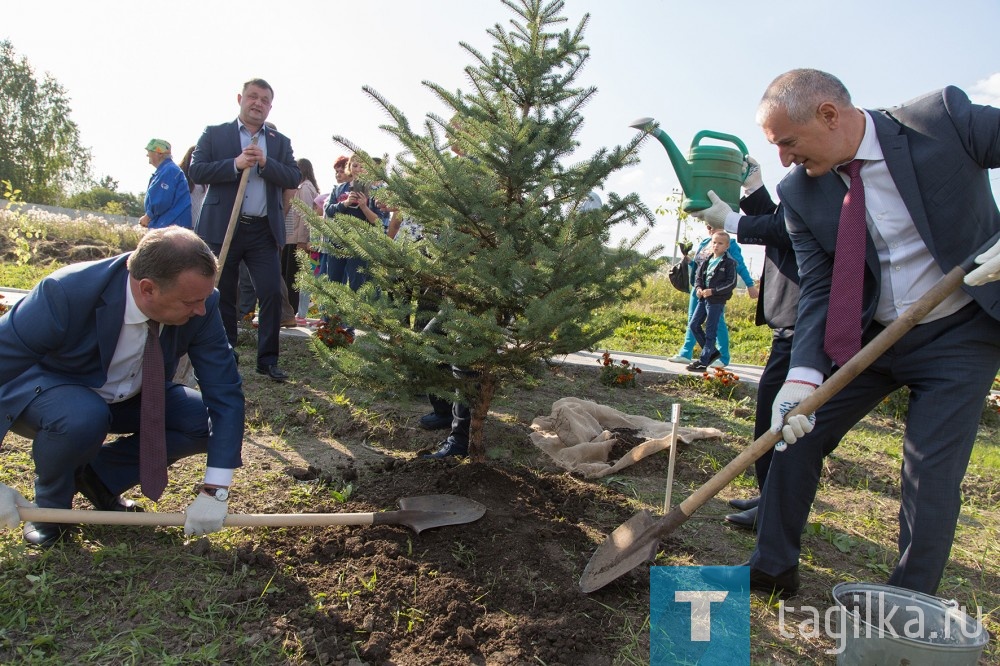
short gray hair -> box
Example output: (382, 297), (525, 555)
(127, 227), (218, 288)
(756, 69), (852, 125)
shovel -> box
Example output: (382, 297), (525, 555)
(18, 494), (486, 535)
(580, 239), (996, 593)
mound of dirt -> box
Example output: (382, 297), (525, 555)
(236, 460), (650, 665)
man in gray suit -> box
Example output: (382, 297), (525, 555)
(745, 69), (1000, 596)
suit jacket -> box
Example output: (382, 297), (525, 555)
(190, 120), (300, 248)
(736, 187), (799, 329)
(0, 255), (245, 470)
(777, 86), (1000, 375)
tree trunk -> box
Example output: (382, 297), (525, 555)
(466, 372), (497, 462)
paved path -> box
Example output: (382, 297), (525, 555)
(1, 286), (765, 386)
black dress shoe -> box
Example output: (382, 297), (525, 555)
(749, 563), (800, 598)
(256, 364), (289, 382)
(23, 522), (73, 548)
(724, 506), (757, 531)
(75, 465), (143, 512)
(422, 437), (469, 459)
(418, 412), (453, 431)
(728, 496), (760, 511)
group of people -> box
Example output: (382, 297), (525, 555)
(1, 70), (1000, 606)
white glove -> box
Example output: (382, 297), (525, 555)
(1, 483), (35, 529)
(964, 237), (1000, 286)
(743, 156), (764, 194)
(184, 492), (229, 536)
(770, 382), (817, 451)
(690, 190), (730, 229)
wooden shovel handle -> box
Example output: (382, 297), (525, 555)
(679, 261), (970, 516)
(19, 507), (379, 527)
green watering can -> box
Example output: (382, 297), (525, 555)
(630, 117), (749, 213)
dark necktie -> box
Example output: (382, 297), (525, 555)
(824, 159), (866, 367)
(140, 320), (167, 501)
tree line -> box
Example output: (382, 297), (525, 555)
(0, 40), (143, 216)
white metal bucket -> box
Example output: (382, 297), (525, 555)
(832, 582), (988, 666)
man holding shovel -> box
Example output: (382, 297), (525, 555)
(745, 69), (1000, 596)
(191, 78), (301, 381)
(0, 227), (244, 547)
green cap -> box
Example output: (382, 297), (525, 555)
(145, 138), (171, 154)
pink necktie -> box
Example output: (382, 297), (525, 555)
(140, 320), (168, 500)
(824, 159), (866, 367)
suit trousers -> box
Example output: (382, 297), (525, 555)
(751, 302), (1000, 594)
(211, 220), (283, 366)
(12, 383), (211, 508)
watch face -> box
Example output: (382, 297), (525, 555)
(213, 488), (229, 501)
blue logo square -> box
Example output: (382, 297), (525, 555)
(650, 565), (750, 665)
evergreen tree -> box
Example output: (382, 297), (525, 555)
(303, 0), (660, 461)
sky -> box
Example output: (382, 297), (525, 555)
(5, 0), (1000, 276)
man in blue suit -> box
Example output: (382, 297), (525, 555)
(0, 227), (245, 547)
(747, 69), (1000, 596)
(191, 78), (301, 381)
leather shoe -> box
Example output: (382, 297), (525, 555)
(256, 364), (289, 382)
(422, 437), (468, 459)
(724, 506), (757, 532)
(75, 465), (143, 512)
(728, 496), (760, 511)
(418, 412), (453, 431)
(23, 522), (73, 548)
(749, 562), (800, 597)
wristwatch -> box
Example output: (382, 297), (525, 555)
(196, 485), (229, 501)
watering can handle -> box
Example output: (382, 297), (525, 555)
(691, 130), (751, 179)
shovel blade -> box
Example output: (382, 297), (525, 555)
(579, 510), (661, 593)
(379, 494), (487, 534)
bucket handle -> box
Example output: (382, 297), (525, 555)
(691, 130), (751, 179)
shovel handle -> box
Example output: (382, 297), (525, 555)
(18, 506), (378, 527)
(215, 136), (258, 287)
(679, 261), (972, 516)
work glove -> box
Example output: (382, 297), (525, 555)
(690, 190), (730, 230)
(743, 156), (764, 194)
(1, 482), (35, 529)
(184, 492), (229, 536)
(770, 381), (817, 451)
(964, 237), (1000, 286)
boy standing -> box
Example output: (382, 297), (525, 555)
(687, 231), (738, 371)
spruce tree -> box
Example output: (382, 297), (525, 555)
(303, 0), (660, 461)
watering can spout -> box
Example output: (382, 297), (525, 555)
(630, 117), (693, 198)
(631, 117), (749, 213)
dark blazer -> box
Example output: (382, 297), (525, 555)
(0, 255), (245, 469)
(190, 120), (300, 248)
(777, 86), (1000, 375)
(694, 252), (738, 303)
(736, 187), (799, 329)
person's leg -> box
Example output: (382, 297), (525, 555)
(699, 302), (724, 364)
(281, 244), (301, 315)
(673, 288), (699, 360)
(886, 305), (1000, 593)
(716, 311), (731, 365)
(345, 257), (369, 292)
(238, 260), (257, 319)
(752, 332), (793, 484)
(90, 384), (212, 494)
(13, 386), (112, 509)
(688, 300), (707, 351)
(751, 364), (896, 578)
(209, 233), (248, 349)
(243, 225), (284, 368)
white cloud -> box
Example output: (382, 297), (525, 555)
(969, 73), (1000, 106)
